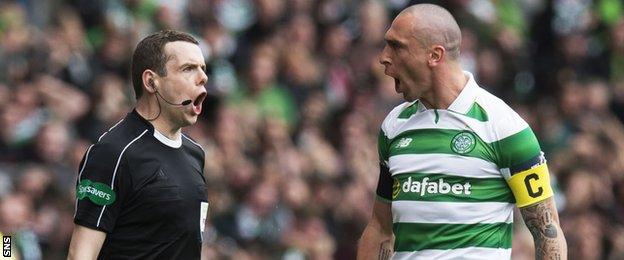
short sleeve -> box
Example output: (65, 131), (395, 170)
(376, 163), (393, 203)
(493, 125), (554, 208)
(378, 129), (390, 166)
(74, 143), (131, 233)
(493, 126), (542, 171)
(376, 129), (393, 202)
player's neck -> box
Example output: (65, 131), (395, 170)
(421, 65), (467, 110)
(135, 97), (182, 140)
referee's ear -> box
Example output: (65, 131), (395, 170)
(142, 70), (158, 95)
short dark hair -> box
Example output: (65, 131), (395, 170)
(131, 30), (199, 99)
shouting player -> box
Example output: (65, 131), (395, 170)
(358, 4), (567, 260)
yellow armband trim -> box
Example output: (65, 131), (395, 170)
(507, 163), (553, 208)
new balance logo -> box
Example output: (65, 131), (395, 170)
(395, 138), (413, 148)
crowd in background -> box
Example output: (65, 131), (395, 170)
(1, 0), (624, 259)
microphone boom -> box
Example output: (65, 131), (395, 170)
(156, 91), (192, 106)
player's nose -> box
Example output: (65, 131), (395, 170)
(379, 45), (391, 66)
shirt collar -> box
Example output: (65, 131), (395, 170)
(446, 71), (479, 114)
(130, 109), (154, 131)
(130, 110), (182, 148)
(153, 128), (182, 148)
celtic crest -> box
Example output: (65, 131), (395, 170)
(451, 131), (476, 154)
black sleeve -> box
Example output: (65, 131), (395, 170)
(74, 143), (132, 233)
(376, 163), (393, 202)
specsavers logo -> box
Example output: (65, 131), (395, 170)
(77, 179), (116, 206)
(398, 176), (472, 196)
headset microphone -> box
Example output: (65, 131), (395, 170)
(145, 80), (193, 121)
(156, 91), (192, 106)
(151, 79), (192, 106)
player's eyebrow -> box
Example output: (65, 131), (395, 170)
(384, 36), (405, 48)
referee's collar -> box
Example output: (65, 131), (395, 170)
(130, 109), (182, 148)
(153, 129), (182, 148)
(446, 71), (479, 114)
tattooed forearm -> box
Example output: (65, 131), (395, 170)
(520, 198), (567, 260)
(378, 239), (392, 260)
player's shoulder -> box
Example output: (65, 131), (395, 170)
(473, 85), (529, 138)
(472, 86), (512, 115)
(381, 101), (416, 134)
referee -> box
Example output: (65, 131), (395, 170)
(68, 30), (209, 259)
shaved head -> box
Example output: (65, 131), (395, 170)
(399, 4), (461, 60)
(379, 3), (465, 103)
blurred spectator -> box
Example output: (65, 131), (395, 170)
(0, 194), (42, 260)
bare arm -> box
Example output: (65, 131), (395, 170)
(519, 197), (567, 260)
(67, 224), (107, 260)
(357, 198), (394, 260)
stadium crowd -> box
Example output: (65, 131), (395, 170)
(1, 0), (624, 259)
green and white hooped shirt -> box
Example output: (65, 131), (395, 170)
(376, 71), (546, 260)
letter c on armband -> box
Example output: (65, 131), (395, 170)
(507, 163), (553, 208)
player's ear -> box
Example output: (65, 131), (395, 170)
(428, 45), (445, 67)
(142, 70), (158, 94)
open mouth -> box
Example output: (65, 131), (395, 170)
(190, 92), (207, 115)
(193, 92), (207, 106)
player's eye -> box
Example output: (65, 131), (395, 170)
(389, 41), (402, 49)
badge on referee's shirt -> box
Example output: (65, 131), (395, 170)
(76, 179), (116, 206)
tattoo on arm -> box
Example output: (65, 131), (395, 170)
(520, 198), (565, 260)
(378, 239), (392, 260)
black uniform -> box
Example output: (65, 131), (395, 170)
(74, 110), (208, 259)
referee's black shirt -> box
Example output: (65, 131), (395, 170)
(74, 110), (208, 259)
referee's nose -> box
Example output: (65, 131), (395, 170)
(197, 67), (208, 87)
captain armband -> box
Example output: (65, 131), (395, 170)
(506, 163), (553, 208)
